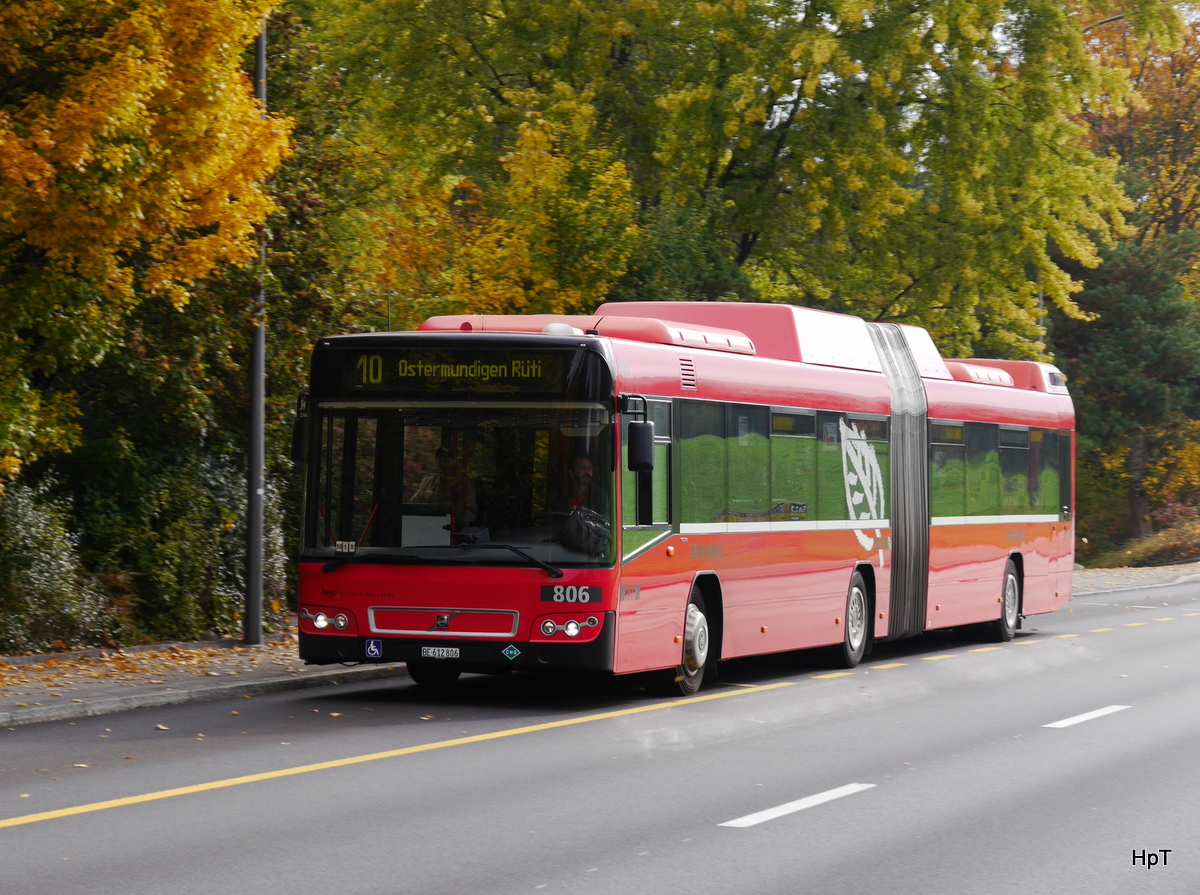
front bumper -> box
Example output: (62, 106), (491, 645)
(299, 610), (615, 674)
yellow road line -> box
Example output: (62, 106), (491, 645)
(0, 682), (794, 830)
(921, 654), (957, 661)
(1015, 639), (1042, 645)
(1089, 628), (1113, 633)
(1123, 622), (1146, 627)
(811, 672), (855, 679)
(1053, 634), (1077, 639)
(969, 647), (1002, 653)
(868, 662), (908, 669)
(1155, 618), (1175, 622)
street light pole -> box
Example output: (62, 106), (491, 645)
(245, 17), (267, 646)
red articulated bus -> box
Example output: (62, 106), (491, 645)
(295, 302), (1073, 693)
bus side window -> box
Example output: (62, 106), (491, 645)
(622, 400), (671, 529)
(1033, 428), (1062, 516)
(726, 405), (770, 523)
(965, 422), (1001, 516)
(771, 411), (815, 522)
(816, 411), (846, 521)
(999, 426), (1031, 512)
(929, 422), (966, 518)
(1058, 431), (1073, 520)
(680, 401), (726, 526)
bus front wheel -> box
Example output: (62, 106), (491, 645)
(668, 587), (709, 696)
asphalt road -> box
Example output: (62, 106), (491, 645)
(3, 582), (1199, 895)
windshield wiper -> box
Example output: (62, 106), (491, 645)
(455, 543), (563, 578)
(320, 543), (562, 578)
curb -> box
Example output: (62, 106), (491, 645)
(1, 664), (408, 728)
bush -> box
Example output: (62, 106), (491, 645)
(1150, 501), (1200, 529)
(0, 481), (111, 652)
(64, 451), (290, 643)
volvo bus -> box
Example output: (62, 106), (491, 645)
(294, 302), (1073, 693)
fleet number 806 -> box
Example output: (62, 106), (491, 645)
(540, 586), (600, 603)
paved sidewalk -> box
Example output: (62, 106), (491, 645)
(0, 637), (407, 728)
(3, 563), (1198, 728)
(1071, 561), (1200, 595)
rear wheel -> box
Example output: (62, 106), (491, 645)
(991, 559), (1020, 642)
(667, 586), (709, 696)
(406, 661), (462, 689)
(837, 571), (870, 668)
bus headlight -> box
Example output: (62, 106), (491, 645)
(535, 615), (600, 639)
(314, 612), (330, 630)
(333, 614), (349, 630)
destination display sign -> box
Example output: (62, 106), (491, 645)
(341, 349), (568, 395)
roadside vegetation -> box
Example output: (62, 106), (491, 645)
(3, 1), (1200, 650)
(1081, 504), (1200, 569)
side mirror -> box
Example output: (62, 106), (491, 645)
(627, 420), (654, 472)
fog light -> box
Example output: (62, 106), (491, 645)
(564, 620), (581, 638)
(541, 619), (558, 636)
(333, 614), (349, 630)
(313, 612), (330, 630)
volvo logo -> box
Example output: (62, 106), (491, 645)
(429, 611), (459, 632)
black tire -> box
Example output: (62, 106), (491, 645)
(837, 571), (870, 668)
(406, 661), (462, 689)
(991, 559), (1020, 642)
(667, 586), (710, 696)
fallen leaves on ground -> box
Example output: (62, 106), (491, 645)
(0, 638), (303, 700)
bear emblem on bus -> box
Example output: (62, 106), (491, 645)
(839, 418), (886, 564)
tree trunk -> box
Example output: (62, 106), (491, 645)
(1127, 433), (1152, 539)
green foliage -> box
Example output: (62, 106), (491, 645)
(1050, 232), (1200, 537)
(1074, 436), (1136, 555)
(1053, 234), (1200, 441)
(0, 480), (110, 652)
(608, 196), (752, 303)
(40, 348), (293, 642)
(314, 0), (1175, 356)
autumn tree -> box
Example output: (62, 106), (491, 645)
(315, 0), (1185, 356)
(1052, 234), (1200, 541)
(0, 0), (290, 480)
(1081, 14), (1200, 242)
(1057, 10), (1200, 542)
(368, 108), (640, 323)
(20, 5), (399, 642)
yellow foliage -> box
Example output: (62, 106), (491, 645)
(0, 0), (291, 476)
(0, 0), (291, 307)
(1144, 420), (1200, 504)
(369, 107), (639, 323)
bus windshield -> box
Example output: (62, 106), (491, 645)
(304, 401), (616, 567)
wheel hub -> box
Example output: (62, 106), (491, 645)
(684, 603), (709, 673)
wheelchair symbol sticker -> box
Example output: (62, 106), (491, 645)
(365, 639), (383, 659)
